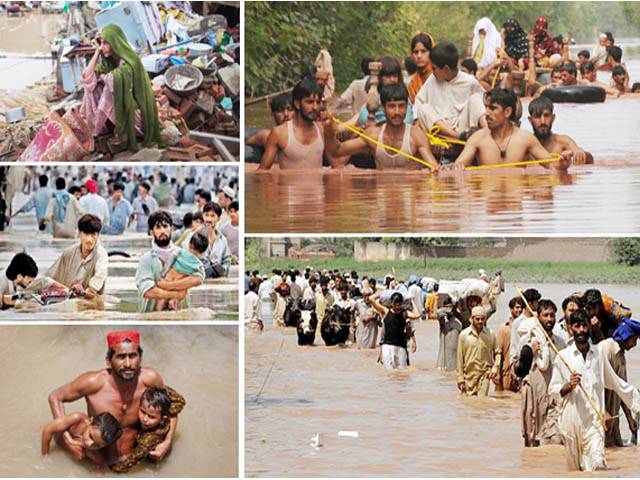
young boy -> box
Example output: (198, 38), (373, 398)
(155, 232), (207, 311)
(111, 386), (186, 473)
(41, 412), (122, 464)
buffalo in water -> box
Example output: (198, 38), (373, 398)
(283, 297), (301, 327)
(321, 304), (353, 346)
(295, 299), (318, 346)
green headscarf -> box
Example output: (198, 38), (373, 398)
(97, 24), (161, 151)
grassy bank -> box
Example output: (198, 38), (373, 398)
(246, 257), (640, 285)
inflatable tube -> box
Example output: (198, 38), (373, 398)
(541, 85), (606, 103)
(245, 127), (264, 163)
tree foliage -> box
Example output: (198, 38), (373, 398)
(246, 1), (640, 97)
(612, 238), (640, 266)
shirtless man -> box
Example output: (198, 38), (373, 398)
(245, 92), (293, 148)
(48, 331), (177, 466)
(259, 78), (333, 170)
(611, 65), (631, 95)
(453, 88), (572, 170)
(528, 97), (592, 165)
(324, 83), (439, 170)
(579, 61), (620, 97)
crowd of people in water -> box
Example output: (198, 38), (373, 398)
(0, 167), (238, 312)
(247, 17), (638, 171)
(245, 265), (640, 472)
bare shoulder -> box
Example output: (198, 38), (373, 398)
(73, 369), (109, 393)
(140, 367), (164, 387)
(553, 133), (574, 147)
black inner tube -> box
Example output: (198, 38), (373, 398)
(541, 85), (606, 103)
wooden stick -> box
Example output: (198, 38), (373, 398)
(515, 286), (606, 428)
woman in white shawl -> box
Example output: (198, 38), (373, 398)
(472, 17), (502, 69)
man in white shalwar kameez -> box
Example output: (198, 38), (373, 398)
(414, 41), (487, 139)
(549, 309), (640, 471)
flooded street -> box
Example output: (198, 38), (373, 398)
(246, 283), (640, 477)
(0, 197), (238, 321)
(0, 11), (63, 90)
(0, 325), (238, 477)
(246, 45), (640, 234)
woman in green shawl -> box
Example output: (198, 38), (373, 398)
(81, 24), (161, 151)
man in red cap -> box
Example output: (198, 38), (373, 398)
(48, 330), (178, 466)
(79, 178), (110, 230)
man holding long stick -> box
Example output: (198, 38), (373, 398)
(548, 309), (640, 471)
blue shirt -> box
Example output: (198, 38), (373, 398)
(18, 187), (53, 224)
(102, 197), (133, 235)
(358, 102), (414, 127)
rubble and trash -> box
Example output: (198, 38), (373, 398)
(0, 1), (240, 161)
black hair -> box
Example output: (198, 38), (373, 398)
(562, 295), (583, 311)
(509, 297), (525, 309)
(430, 41), (459, 70)
(487, 88), (517, 121)
(338, 280), (348, 291)
(528, 96), (554, 116)
(113, 182), (125, 192)
(292, 77), (323, 105)
(106, 344), (143, 360)
(249, 277), (261, 292)
(553, 35), (564, 44)
(229, 201), (239, 212)
(361, 57), (374, 76)
(68, 186), (80, 195)
(562, 62), (577, 77)
(148, 210), (173, 231)
(203, 201), (222, 217)
(92, 412), (123, 446)
(515, 344), (533, 378)
(368, 277), (376, 287)
(141, 387), (172, 417)
(632, 82), (640, 93)
(442, 294), (453, 306)
(404, 56), (417, 75)
(607, 45), (622, 63)
(198, 190), (212, 203)
(580, 61), (595, 75)
(379, 82), (409, 105)
(55, 177), (66, 190)
(583, 288), (603, 307)
(78, 214), (102, 234)
(537, 299), (557, 314)
(269, 92), (292, 113)
(379, 56), (403, 84)
(39, 175), (48, 188)
(182, 212), (194, 229)
(5, 252), (38, 280)
(551, 64), (563, 76)
(523, 288), (542, 304)
(568, 308), (589, 326)
(605, 31), (615, 44)
(461, 58), (478, 75)
(192, 211), (204, 223)
(577, 49), (590, 59)
(612, 65), (626, 77)
(319, 275), (329, 285)
(139, 181), (151, 192)
(390, 292), (404, 304)
(189, 231), (209, 254)
(411, 32), (434, 52)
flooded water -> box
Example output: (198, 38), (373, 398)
(0, 11), (63, 90)
(0, 204), (238, 321)
(246, 283), (640, 477)
(0, 325), (238, 477)
(246, 44), (640, 234)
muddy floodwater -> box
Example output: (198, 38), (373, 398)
(246, 283), (640, 477)
(245, 45), (640, 234)
(0, 198), (238, 321)
(0, 325), (238, 477)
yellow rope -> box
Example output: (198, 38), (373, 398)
(490, 66), (501, 89)
(427, 125), (467, 148)
(465, 154), (561, 170)
(332, 116), (435, 170)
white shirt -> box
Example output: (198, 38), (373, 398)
(244, 290), (261, 325)
(408, 284), (424, 314)
(79, 193), (110, 228)
(509, 313), (531, 362)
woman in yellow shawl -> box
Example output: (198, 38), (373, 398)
(407, 32), (435, 103)
(81, 24), (161, 152)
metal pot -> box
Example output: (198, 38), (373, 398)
(0, 107), (26, 123)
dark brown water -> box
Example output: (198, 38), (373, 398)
(0, 325), (238, 477)
(245, 283), (640, 477)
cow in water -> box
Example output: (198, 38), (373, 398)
(296, 299), (318, 346)
(283, 297), (301, 327)
(321, 304), (353, 346)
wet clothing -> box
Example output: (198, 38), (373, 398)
(374, 124), (420, 170)
(355, 299), (380, 349)
(522, 367), (563, 446)
(436, 312), (462, 371)
(165, 248), (205, 278)
(495, 318), (514, 390)
(549, 341), (640, 471)
(339, 76), (369, 115)
(43, 192), (82, 238)
(456, 326), (500, 396)
(135, 246), (190, 312)
(380, 310), (411, 369)
(79, 193), (110, 229)
(278, 120), (324, 170)
(131, 195), (158, 232)
(358, 102), (414, 128)
(16, 187), (53, 231)
(111, 386), (185, 473)
(600, 338), (628, 447)
(381, 344), (408, 369)
(244, 290), (262, 329)
(102, 197), (132, 235)
(46, 243), (108, 294)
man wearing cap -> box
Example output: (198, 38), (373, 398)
(48, 331), (178, 465)
(456, 306), (501, 395)
(135, 211), (201, 312)
(600, 318), (640, 447)
(216, 186), (235, 231)
(79, 178), (110, 231)
(45, 214), (108, 300)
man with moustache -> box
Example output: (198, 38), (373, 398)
(134, 211), (201, 312)
(527, 97), (592, 165)
(548, 309), (640, 471)
(453, 88), (573, 170)
(258, 78), (329, 170)
(48, 331), (177, 465)
(324, 83), (439, 170)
